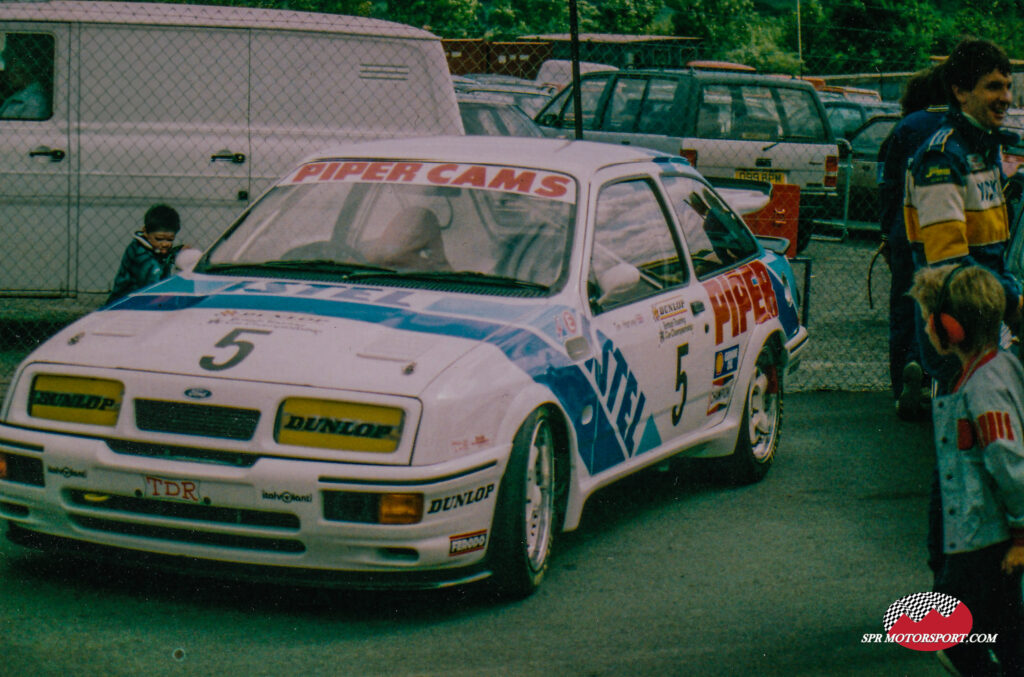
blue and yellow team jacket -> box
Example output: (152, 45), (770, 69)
(904, 109), (1021, 309)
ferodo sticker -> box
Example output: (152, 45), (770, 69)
(277, 398), (403, 453)
(702, 260), (779, 344)
(285, 161), (575, 203)
(449, 530), (488, 556)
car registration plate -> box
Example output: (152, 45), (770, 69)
(735, 169), (787, 184)
(142, 474), (202, 503)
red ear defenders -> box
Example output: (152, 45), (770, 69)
(930, 264), (971, 348)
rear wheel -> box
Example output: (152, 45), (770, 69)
(488, 409), (557, 598)
(722, 346), (783, 484)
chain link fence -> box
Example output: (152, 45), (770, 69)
(0, 2), (977, 396)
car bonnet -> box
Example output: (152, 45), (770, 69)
(29, 275), (568, 396)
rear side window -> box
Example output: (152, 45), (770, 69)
(604, 77), (646, 131)
(637, 78), (678, 134)
(601, 76), (679, 135)
(0, 32), (54, 121)
(661, 175), (758, 278)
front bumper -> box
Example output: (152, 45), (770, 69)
(785, 326), (810, 374)
(0, 423), (509, 588)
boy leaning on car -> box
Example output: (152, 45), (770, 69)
(106, 203), (185, 304)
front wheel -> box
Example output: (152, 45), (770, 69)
(721, 346), (783, 485)
(488, 409), (557, 598)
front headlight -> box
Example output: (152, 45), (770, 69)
(275, 397), (404, 453)
(29, 374), (123, 426)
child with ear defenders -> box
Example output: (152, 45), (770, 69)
(910, 263), (1024, 676)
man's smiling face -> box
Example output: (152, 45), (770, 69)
(954, 68), (1012, 129)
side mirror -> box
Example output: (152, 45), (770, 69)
(175, 247), (202, 273)
(757, 235), (791, 256)
(595, 262), (641, 306)
(837, 138), (853, 160)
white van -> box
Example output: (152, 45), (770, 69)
(0, 1), (462, 296)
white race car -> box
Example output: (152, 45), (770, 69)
(0, 137), (808, 596)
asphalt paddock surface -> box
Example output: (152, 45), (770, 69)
(0, 391), (947, 676)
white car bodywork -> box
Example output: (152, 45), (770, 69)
(0, 137), (807, 592)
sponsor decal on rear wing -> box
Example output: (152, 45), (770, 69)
(285, 161), (576, 203)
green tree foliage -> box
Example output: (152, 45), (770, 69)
(578, 0), (664, 34)
(145, 0), (1024, 75)
(484, 0), (569, 40)
(383, 0), (483, 38)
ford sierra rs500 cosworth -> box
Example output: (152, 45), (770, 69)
(0, 137), (808, 597)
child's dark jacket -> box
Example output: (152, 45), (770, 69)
(107, 232), (174, 303)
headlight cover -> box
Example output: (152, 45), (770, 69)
(276, 398), (404, 453)
(29, 374), (123, 426)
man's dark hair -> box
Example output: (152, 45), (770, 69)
(943, 38), (1011, 104)
(900, 63), (947, 116)
(143, 203), (180, 233)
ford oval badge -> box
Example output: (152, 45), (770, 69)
(184, 387), (212, 400)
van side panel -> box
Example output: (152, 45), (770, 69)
(248, 31), (462, 199)
(75, 24), (251, 292)
(0, 22), (72, 294)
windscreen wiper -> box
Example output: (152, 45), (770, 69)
(200, 260), (394, 275)
(343, 269), (550, 291)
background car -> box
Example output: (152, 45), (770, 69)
(1002, 108), (1024, 177)
(823, 99), (900, 139)
(534, 69), (839, 253)
(834, 113), (899, 223)
(458, 92), (545, 137)
(459, 83), (554, 116)
(0, 137), (806, 598)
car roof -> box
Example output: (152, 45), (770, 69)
(0, 1), (432, 39)
(298, 136), (693, 177)
(577, 68), (818, 91)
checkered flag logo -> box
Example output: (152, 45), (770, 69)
(883, 592), (961, 631)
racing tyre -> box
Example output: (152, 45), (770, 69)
(722, 346), (783, 485)
(488, 409), (557, 598)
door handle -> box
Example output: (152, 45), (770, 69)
(211, 150), (246, 164)
(691, 300), (705, 315)
(29, 146), (66, 162)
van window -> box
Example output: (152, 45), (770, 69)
(0, 32), (54, 120)
(589, 179), (687, 310)
(660, 175), (758, 278)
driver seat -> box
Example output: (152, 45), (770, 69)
(363, 207), (451, 271)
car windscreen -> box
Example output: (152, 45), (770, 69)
(697, 83), (828, 142)
(200, 160), (577, 294)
